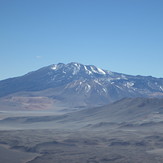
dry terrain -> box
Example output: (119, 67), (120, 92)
(0, 98), (163, 163)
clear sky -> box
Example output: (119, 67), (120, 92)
(0, 0), (163, 80)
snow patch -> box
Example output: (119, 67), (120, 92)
(115, 85), (123, 89)
(51, 65), (57, 70)
(85, 84), (91, 92)
(84, 66), (92, 75)
(160, 86), (163, 91)
(97, 68), (106, 75)
(72, 64), (81, 75)
(102, 88), (107, 93)
(94, 79), (102, 85)
(74, 63), (81, 68)
(90, 66), (98, 73)
(72, 69), (79, 75)
(90, 66), (106, 75)
(124, 82), (134, 88)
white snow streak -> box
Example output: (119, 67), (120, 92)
(160, 86), (163, 91)
(90, 66), (98, 73)
(85, 84), (91, 92)
(102, 88), (107, 93)
(97, 68), (106, 75)
(84, 66), (92, 75)
(94, 79), (102, 85)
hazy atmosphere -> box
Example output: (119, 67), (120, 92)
(0, 0), (163, 80)
(0, 1), (163, 163)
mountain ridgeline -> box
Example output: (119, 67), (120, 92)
(0, 62), (163, 110)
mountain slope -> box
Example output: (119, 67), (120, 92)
(1, 98), (163, 127)
(0, 62), (163, 110)
(64, 98), (163, 124)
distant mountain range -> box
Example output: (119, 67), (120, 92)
(0, 62), (163, 110)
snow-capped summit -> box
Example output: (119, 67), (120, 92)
(0, 62), (163, 110)
(50, 62), (108, 77)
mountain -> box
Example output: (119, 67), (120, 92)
(64, 97), (163, 125)
(0, 62), (163, 110)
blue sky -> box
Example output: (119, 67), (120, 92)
(0, 0), (163, 80)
